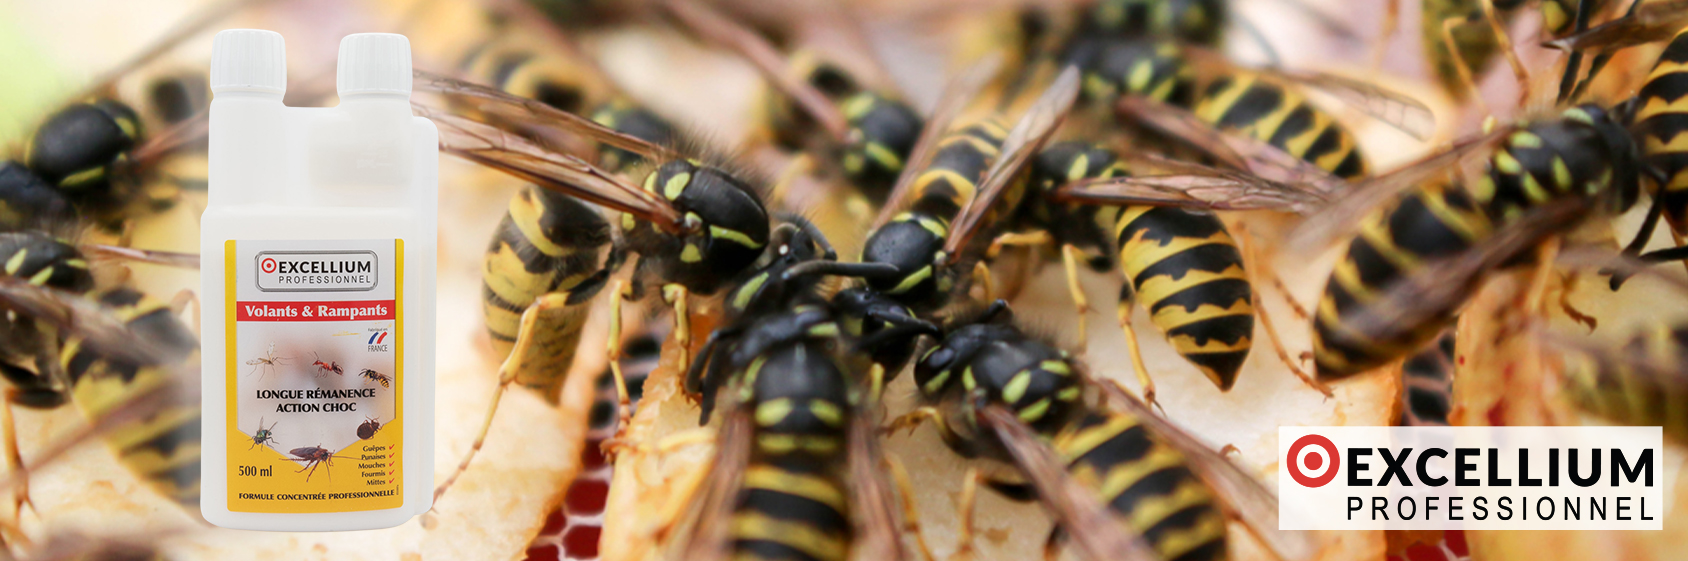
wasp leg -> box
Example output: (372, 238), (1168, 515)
(1440, 16), (1491, 118)
(1557, 271), (1597, 331)
(608, 281), (635, 455)
(1116, 289), (1161, 412)
(985, 231), (1051, 260)
(1042, 527), (1066, 561)
(1475, 0), (1528, 105)
(887, 453), (938, 561)
(986, 230), (1051, 302)
(1219, 443), (1241, 458)
(971, 262), (996, 303)
(1061, 244), (1092, 352)
(603, 426), (715, 458)
(433, 293), (564, 505)
(1237, 226), (1328, 396)
(663, 283), (692, 377)
(885, 406), (940, 436)
(1370, 0), (1400, 78)
(1, 392), (32, 521)
(953, 466), (982, 561)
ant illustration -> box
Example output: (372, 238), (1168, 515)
(245, 343), (290, 379)
(309, 352), (344, 377)
(356, 368), (391, 388)
(247, 417), (280, 451)
(290, 445), (356, 483)
(357, 416), (382, 440)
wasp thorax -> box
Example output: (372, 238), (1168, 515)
(839, 93), (922, 199)
(633, 160), (770, 294)
(860, 213), (950, 308)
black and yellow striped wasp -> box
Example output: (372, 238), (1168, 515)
(1411, 0), (1607, 101)
(1557, 318), (1688, 446)
(0, 277), (201, 509)
(663, 219), (928, 561)
(662, 0), (926, 208)
(854, 57), (1082, 319)
(1549, 2), (1688, 281)
(895, 300), (1315, 561)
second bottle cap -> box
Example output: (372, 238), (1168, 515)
(337, 33), (412, 96)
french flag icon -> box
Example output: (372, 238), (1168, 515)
(368, 332), (388, 345)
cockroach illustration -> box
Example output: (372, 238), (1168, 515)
(357, 416), (382, 440)
(289, 445), (355, 482)
(356, 368), (391, 388)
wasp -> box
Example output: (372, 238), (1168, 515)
(1556, 320), (1688, 445)
(416, 69), (787, 501)
(1399, 331), (1457, 427)
(894, 300), (1312, 561)
(664, 0), (924, 206)
(1015, 141), (1267, 403)
(0, 280), (201, 508)
(1414, 0), (1605, 100)
(356, 367), (392, 389)
(853, 60), (1082, 319)
(309, 353), (345, 377)
(667, 268), (925, 561)
(357, 416), (383, 440)
(245, 343), (289, 379)
(6, 0), (261, 233)
(247, 417), (280, 451)
(290, 445), (356, 483)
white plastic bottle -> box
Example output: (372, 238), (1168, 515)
(200, 29), (437, 531)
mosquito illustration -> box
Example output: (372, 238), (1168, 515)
(356, 368), (391, 388)
(247, 417), (280, 451)
(309, 352), (344, 377)
(245, 343), (290, 379)
(290, 445), (357, 483)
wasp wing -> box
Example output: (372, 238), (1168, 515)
(1284, 124), (1515, 254)
(846, 403), (910, 561)
(943, 66), (1080, 258)
(413, 69), (682, 163)
(976, 405), (1160, 561)
(1056, 154), (1328, 213)
(1279, 70), (1436, 141)
(82, 244), (201, 269)
(1092, 380), (1321, 561)
(873, 53), (1005, 230)
(0, 279), (176, 367)
(664, 0), (852, 143)
(1114, 96), (1351, 196)
(667, 406), (753, 561)
(1548, 0), (1688, 53)
(415, 103), (688, 232)
(1178, 45), (1435, 141)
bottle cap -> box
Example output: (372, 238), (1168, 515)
(210, 29), (286, 93)
(337, 33), (412, 96)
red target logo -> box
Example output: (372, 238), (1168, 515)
(261, 257), (278, 274)
(1287, 434), (1340, 488)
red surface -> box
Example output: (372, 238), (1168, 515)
(565, 478), (609, 514)
(563, 526), (602, 558)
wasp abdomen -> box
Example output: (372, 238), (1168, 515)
(1637, 29), (1688, 233)
(1195, 73), (1367, 181)
(1314, 183), (1490, 380)
(1054, 411), (1227, 561)
(1113, 206), (1252, 389)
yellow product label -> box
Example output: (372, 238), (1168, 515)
(225, 239), (405, 513)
